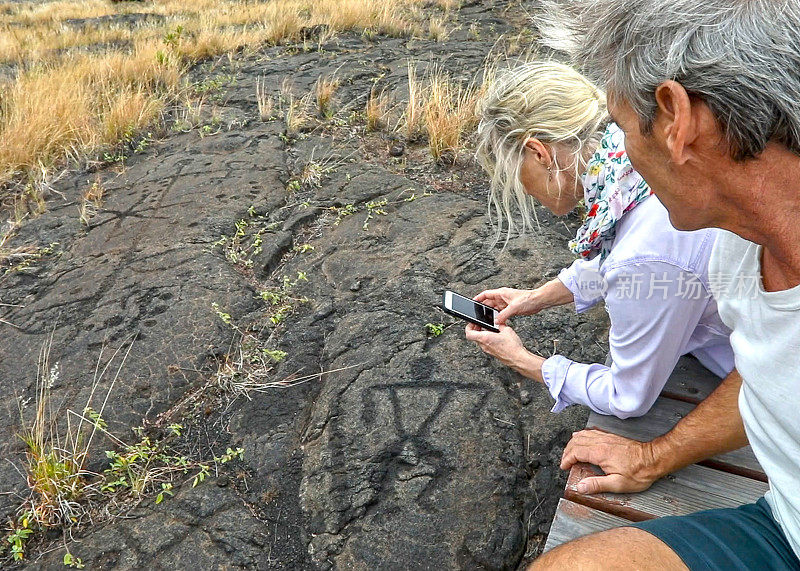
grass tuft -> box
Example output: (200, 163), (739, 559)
(4, 333), (247, 564)
(78, 178), (105, 226)
(365, 87), (390, 132)
(398, 63), (486, 163)
(401, 62), (424, 140)
(428, 16), (450, 42)
(283, 91), (313, 134)
(255, 76), (274, 121)
(423, 69), (480, 163)
(315, 74), (340, 119)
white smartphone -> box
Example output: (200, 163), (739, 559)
(442, 290), (500, 333)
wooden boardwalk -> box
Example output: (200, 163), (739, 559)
(544, 356), (767, 552)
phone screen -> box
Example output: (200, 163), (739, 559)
(444, 291), (498, 330)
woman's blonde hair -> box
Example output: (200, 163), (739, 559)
(475, 60), (608, 246)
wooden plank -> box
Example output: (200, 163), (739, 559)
(661, 355), (723, 404)
(586, 397), (765, 480)
(543, 498), (632, 553)
(565, 462), (769, 521)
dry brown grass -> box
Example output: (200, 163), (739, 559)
(315, 74), (340, 119)
(0, 42), (182, 196)
(365, 87), (391, 131)
(401, 62), (425, 139)
(0, 0), (451, 207)
(255, 77), (274, 122)
(398, 63), (486, 163)
(423, 70), (480, 163)
(428, 16), (451, 42)
(282, 90), (313, 134)
(79, 177), (105, 226)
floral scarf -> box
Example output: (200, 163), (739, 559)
(569, 122), (654, 263)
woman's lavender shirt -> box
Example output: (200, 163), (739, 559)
(542, 195), (735, 418)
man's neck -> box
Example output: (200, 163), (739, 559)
(719, 143), (800, 290)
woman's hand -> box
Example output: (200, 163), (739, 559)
(474, 288), (539, 325)
(475, 279), (573, 325)
(464, 323), (546, 382)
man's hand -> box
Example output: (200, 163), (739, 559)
(561, 429), (660, 494)
(464, 323), (546, 382)
(561, 371), (748, 496)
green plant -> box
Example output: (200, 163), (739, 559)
(211, 217), (268, 269)
(6, 524), (32, 561)
(259, 271), (309, 326)
(2, 242), (60, 277)
(63, 551), (85, 568)
(4, 335), (134, 562)
(211, 302), (233, 326)
(102, 150), (125, 164)
(155, 482), (173, 504)
(262, 349), (287, 363)
(425, 322), (445, 337)
(102, 437), (162, 495)
(363, 198), (388, 230)
(163, 25), (184, 48)
(294, 243), (314, 253)
(330, 203), (358, 225)
(134, 133), (153, 154)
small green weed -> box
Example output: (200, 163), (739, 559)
(1, 242), (60, 277)
(163, 25), (184, 49)
(328, 191), (433, 231)
(363, 199), (388, 230)
(211, 213), (269, 270)
(294, 243), (314, 253)
(259, 271), (309, 326)
(211, 302), (233, 326)
(6, 525), (32, 562)
(425, 322), (445, 337)
(63, 551), (85, 568)
(330, 203), (358, 225)
(2, 333), (252, 565)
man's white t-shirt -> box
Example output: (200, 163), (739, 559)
(710, 230), (800, 558)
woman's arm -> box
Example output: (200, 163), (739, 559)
(556, 256), (604, 313)
(475, 279), (574, 325)
(542, 260), (718, 418)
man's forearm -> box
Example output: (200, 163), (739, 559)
(645, 369), (748, 479)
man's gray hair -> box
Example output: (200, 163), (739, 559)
(537, 0), (800, 160)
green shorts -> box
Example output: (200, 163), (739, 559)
(632, 497), (800, 570)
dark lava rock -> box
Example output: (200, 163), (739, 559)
(0, 2), (609, 568)
(252, 230), (293, 278)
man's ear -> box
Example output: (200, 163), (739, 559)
(524, 137), (553, 167)
(654, 80), (694, 165)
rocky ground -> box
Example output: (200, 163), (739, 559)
(0, 1), (609, 568)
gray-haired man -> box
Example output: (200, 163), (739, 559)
(533, 1), (800, 569)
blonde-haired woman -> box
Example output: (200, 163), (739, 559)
(466, 61), (734, 419)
